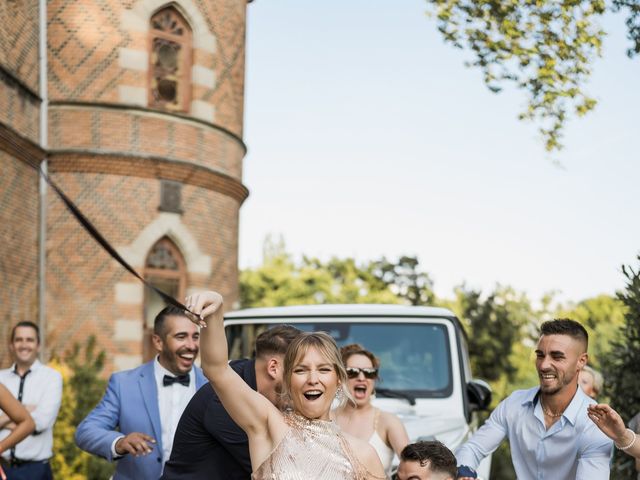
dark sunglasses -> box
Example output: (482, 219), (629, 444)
(346, 367), (378, 379)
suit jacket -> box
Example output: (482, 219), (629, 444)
(161, 359), (256, 480)
(75, 361), (207, 480)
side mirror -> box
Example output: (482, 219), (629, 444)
(467, 378), (492, 411)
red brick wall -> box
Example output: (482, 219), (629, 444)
(44, 169), (241, 371)
(0, 152), (40, 367)
(0, 0), (40, 93)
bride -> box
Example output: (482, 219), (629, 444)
(186, 291), (386, 480)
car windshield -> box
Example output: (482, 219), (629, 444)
(226, 320), (452, 398)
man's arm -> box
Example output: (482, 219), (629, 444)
(455, 398), (509, 469)
(29, 369), (63, 433)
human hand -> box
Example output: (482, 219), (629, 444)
(184, 291), (224, 327)
(587, 403), (627, 443)
(114, 432), (156, 456)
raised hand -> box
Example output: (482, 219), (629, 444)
(587, 404), (627, 442)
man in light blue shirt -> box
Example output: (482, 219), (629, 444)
(456, 319), (612, 480)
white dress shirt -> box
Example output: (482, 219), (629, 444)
(456, 386), (612, 480)
(153, 357), (195, 466)
(0, 360), (63, 461)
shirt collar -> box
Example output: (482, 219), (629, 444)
(11, 359), (41, 375)
(153, 356), (194, 385)
(522, 385), (586, 426)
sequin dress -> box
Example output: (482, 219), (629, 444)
(252, 411), (385, 480)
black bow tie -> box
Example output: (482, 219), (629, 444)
(163, 374), (190, 387)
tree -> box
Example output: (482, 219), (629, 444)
(602, 256), (640, 478)
(51, 336), (115, 480)
(369, 256), (435, 306)
(425, 0), (638, 152)
(240, 247), (399, 308)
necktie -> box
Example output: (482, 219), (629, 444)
(11, 369), (31, 462)
(163, 374), (190, 387)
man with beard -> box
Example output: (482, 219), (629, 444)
(160, 325), (301, 480)
(75, 306), (206, 479)
(455, 318), (612, 480)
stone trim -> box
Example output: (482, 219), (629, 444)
(117, 211), (212, 275)
(122, 0), (217, 54)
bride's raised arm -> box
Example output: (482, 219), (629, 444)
(187, 291), (276, 436)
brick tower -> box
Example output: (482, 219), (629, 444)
(0, 0), (249, 372)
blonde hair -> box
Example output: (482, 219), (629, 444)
(581, 365), (604, 396)
(282, 332), (354, 408)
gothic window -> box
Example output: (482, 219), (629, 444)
(149, 6), (192, 112)
(143, 237), (187, 361)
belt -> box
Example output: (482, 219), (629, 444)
(6, 458), (48, 467)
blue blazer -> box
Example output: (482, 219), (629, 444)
(75, 361), (207, 480)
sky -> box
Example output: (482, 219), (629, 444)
(238, 0), (639, 304)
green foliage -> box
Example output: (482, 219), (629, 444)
(425, 0), (606, 151)
(240, 241), (403, 307)
(557, 294), (626, 374)
(613, 0), (640, 57)
(369, 256), (435, 306)
(602, 256), (640, 478)
(51, 336), (115, 480)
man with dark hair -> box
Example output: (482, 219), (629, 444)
(456, 318), (612, 480)
(0, 321), (62, 479)
(161, 325), (301, 480)
(75, 306), (206, 479)
(395, 441), (457, 480)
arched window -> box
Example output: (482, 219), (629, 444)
(143, 237), (187, 361)
(148, 6), (192, 112)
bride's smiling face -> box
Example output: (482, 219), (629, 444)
(289, 346), (339, 420)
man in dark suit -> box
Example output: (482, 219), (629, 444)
(75, 306), (207, 479)
(161, 325), (301, 480)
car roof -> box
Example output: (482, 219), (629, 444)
(225, 303), (456, 319)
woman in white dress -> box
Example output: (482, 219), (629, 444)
(333, 344), (409, 476)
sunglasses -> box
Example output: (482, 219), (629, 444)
(346, 367), (378, 379)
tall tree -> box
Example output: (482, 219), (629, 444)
(602, 256), (640, 478)
(369, 256), (435, 306)
(425, 0), (638, 152)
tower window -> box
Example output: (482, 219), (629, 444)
(149, 6), (192, 112)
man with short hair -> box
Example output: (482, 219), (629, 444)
(395, 440), (457, 480)
(456, 318), (612, 480)
(161, 325), (301, 480)
(75, 306), (206, 479)
(0, 321), (63, 480)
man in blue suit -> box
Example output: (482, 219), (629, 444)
(75, 306), (206, 479)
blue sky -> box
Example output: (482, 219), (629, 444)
(238, 0), (639, 303)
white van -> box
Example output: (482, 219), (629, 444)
(225, 303), (493, 478)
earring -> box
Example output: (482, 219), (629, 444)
(335, 386), (344, 401)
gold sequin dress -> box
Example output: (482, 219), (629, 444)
(252, 411), (385, 480)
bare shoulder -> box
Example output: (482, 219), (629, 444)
(379, 409), (403, 428)
(342, 431), (386, 477)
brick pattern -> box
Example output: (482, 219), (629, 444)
(48, 0), (246, 136)
(44, 169), (239, 372)
(48, 105), (245, 180)
(0, 77), (40, 144)
(0, 152), (40, 367)
(0, 0), (40, 93)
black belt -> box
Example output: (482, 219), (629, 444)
(7, 458), (48, 467)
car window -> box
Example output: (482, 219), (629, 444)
(226, 320), (452, 398)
